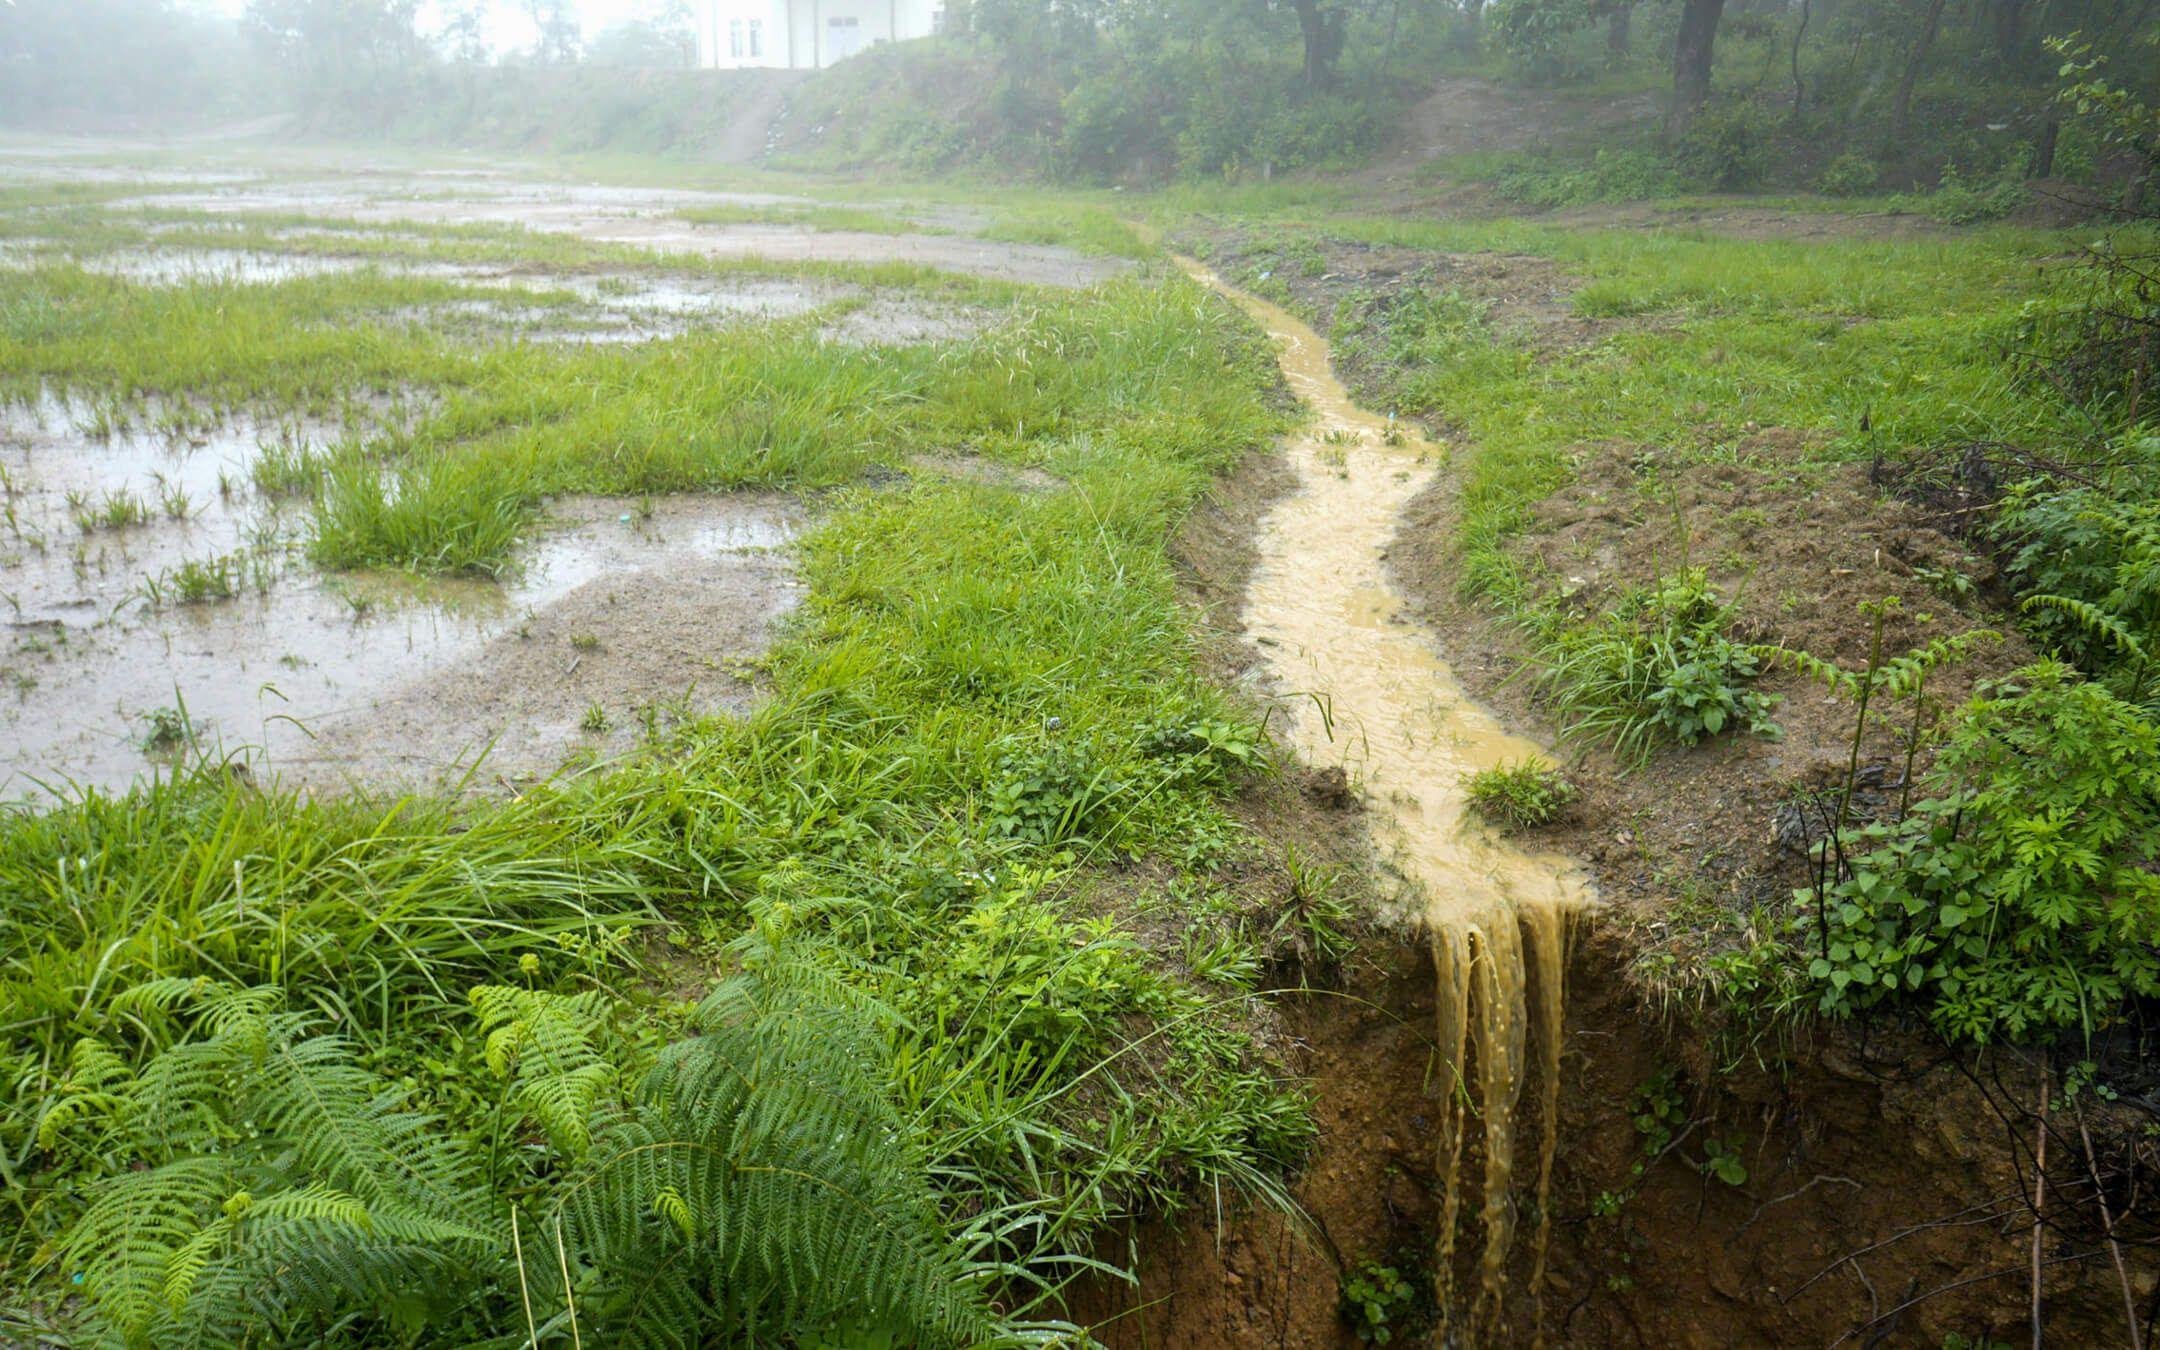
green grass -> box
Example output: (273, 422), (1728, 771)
(980, 204), (1156, 258)
(1462, 758), (1575, 829)
(1300, 216), (2115, 607)
(676, 200), (933, 234)
(0, 181), (1316, 1341)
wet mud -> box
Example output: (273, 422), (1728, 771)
(0, 396), (802, 797)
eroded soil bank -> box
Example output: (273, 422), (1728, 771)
(1070, 261), (2156, 1344)
(1081, 914), (2144, 1347)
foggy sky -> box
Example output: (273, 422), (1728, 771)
(186, 0), (680, 57)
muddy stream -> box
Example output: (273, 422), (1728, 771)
(1183, 261), (1593, 1340)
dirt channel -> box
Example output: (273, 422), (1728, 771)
(1075, 235), (2157, 1346)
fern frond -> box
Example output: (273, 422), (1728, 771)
(63, 1155), (237, 1339)
(2025, 592), (2152, 663)
(1750, 643), (1856, 694)
(470, 984), (617, 1157)
(552, 962), (1002, 1345)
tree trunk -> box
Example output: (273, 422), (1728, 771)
(2031, 112), (2057, 178)
(1991, 0), (2025, 69)
(1890, 0), (1949, 143)
(1789, 0), (1809, 120)
(2125, 153), (2158, 214)
(1606, 2), (1632, 60)
(1291, 0), (1345, 89)
(1666, 0), (1726, 139)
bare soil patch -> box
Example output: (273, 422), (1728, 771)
(297, 494), (801, 794)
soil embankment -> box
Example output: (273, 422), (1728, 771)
(1080, 241), (2155, 1346)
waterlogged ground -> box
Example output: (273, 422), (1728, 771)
(0, 395), (802, 794)
(0, 146), (1129, 796)
(48, 157), (1133, 288)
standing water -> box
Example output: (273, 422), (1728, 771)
(1182, 262), (1593, 1341)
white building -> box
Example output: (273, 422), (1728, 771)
(693, 1), (949, 70)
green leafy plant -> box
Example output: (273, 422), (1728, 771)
(1537, 569), (1781, 763)
(1674, 101), (1779, 190)
(1462, 758), (1575, 829)
(1699, 1136), (1749, 1186)
(138, 705), (191, 752)
(1994, 482), (2158, 709)
(1271, 842), (1356, 980)
(985, 739), (1125, 844)
(1816, 153), (1881, 197)
(48, 968), (1014, 1346)
(1340, 1258), (1418, 1345)
(1804, 663), (2160, 1042)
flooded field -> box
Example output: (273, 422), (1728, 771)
(0, 404), (803, 795)
(77, 167), (1130, 287)
(2, 244), (1005, 346)
(0, 153), (1087, 799)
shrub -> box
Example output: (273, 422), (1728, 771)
(1463, 758), (1576, 829)
(1486, 0), (1597, 78)
(1492, 149), (1683, 208)
(1674, 102), (1780, 190)
(1914, 167), (2027, 224)
(1994, 479), (2159, 708)
(1816, 152), (1881, 197)
(1537, 569), (1782, 762)
(1805, 663), (2160, 1043)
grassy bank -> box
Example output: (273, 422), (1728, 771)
(1189, 210), (2160, 1052)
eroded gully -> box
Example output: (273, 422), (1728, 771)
(1181, 260), (1594, 1342)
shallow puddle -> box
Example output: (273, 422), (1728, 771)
(1184, 260), (1591, 1338)
(0, 400), (802, 797)
(111, 173), (1127, 288)
(17, 242), (866, 343)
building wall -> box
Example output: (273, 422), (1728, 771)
(694, 0), (793, 70)
(702, 0), (946, 70)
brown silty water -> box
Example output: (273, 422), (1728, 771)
(1183, 262), (1593, 1341)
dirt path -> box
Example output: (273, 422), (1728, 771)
(703, 71), (808, 165)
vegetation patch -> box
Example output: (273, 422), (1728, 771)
(0, 192), (1333, 1343)
(1463, 758), (1576, 829)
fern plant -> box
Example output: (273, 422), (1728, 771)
(1994, 482), (2159, 711)
(539, 962), (1008, 1347)
(48, 978), (504, 1346)
(48, 969), (1021, 1348)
